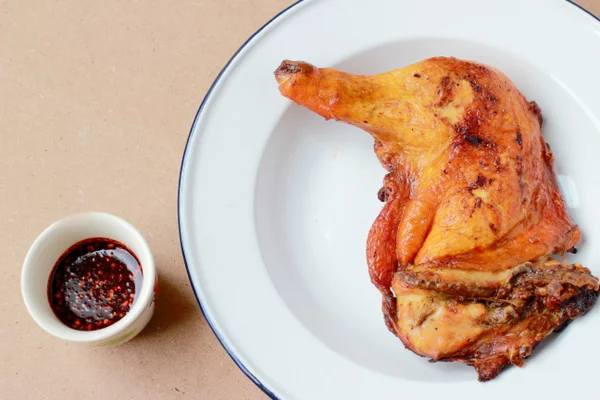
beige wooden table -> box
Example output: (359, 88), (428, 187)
(1, 1), (599, 399)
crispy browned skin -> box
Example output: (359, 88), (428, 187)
(274, 57), (599, 380)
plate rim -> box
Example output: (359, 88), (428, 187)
(177, 1), (600, 399)
(177, 1), (303, 398)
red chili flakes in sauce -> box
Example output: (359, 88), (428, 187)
(48, 237), (143, 331)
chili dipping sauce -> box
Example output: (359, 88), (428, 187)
(48, 237), (143, 331)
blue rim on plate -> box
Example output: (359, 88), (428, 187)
(177, 1), (600, 398)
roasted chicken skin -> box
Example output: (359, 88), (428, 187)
(274, 57), (599, 380)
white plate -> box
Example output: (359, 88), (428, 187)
(178, 0), (600, 398)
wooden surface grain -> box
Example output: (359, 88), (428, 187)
(1, 1), (598, 399)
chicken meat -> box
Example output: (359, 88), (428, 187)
(274, 57), (599, 380)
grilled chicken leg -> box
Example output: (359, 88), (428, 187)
(274, 57), (599, 380)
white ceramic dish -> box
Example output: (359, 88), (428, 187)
(178, 0), (600, 398)
(22, 212), (157, 346)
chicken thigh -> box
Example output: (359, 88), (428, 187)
(275, 57), (599, 380)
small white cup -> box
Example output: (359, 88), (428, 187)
(21, 212), (157, 346)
